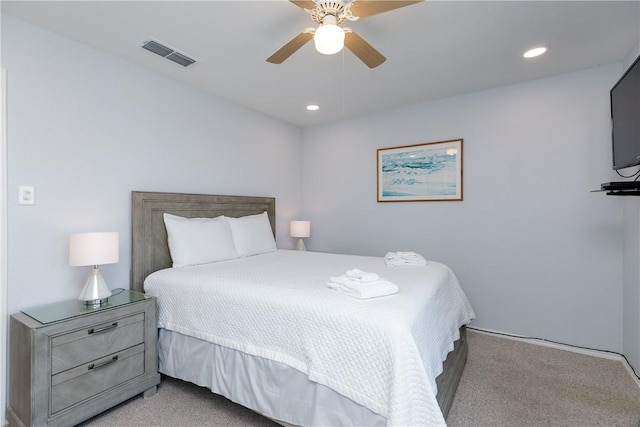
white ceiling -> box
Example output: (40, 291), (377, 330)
(2, 1), (639, 127)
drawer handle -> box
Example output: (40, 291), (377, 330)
(88, 322), (118, 335)
(88, 355), (118, 371)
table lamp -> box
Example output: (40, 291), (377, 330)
(290, 220), (310, 251)
(69, 232), (119, 307)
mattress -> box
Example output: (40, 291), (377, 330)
(144, 250), (475, 426)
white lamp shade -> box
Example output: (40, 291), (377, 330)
(314, 15), (344, 55)
(69, 232), (119, 266)
(290, 221), (311, 238)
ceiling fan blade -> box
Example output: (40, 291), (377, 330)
(267, 31), (314, 64)
(344, 31), (386, 68)
(290, 1), (316, 10)
(350, 0), (423, 19)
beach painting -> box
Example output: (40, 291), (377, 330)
(377, 139), (463, 202)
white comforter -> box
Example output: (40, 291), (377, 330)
(144, 250), (475, 426)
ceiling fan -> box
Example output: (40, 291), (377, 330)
(267, 0), (423, 69)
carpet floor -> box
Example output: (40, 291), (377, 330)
(80, 331), (640, 426)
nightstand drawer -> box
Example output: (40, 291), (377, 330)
(51, 343), (145, 414)
(51, 313), (144, 374)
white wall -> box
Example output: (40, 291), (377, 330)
(302, 64), (625, 352)
(1, 14), (303, 315)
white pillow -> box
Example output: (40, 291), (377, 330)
(163, 213), (238, 267)
(226, 211), (277, 257)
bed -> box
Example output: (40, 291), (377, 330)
(131, 191), (474, 426)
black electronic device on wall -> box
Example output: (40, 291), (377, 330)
(597, 181), (640, 196)
(610, 54), (640, 171)
(596, 54), (640, 195)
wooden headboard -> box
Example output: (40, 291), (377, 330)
(130, 191), (276, 292)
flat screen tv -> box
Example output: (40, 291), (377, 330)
(610, 54), (640, 170)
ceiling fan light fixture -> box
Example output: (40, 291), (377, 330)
(314, 15), (345, 55)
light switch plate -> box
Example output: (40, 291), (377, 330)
(18, 186), (35, 205)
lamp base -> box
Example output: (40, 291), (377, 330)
(296, 239), (307, 251)
(79, 267), (112, 307)
(84, 297), (109, 308)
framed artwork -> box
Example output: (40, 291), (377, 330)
(377, 139), (463, 202)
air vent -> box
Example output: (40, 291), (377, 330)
(165, 52), (196, 67)
(141, 39), (197, 67)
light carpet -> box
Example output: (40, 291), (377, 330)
(80, 331), (640, 426)
(447, 331), (640, 426)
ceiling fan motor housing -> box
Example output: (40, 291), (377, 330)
(310, 1), (357, 24)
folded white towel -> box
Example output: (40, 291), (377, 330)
(327, 275), (398, 299)
(384, 251), (427, 267)
(344, 268), (379, 283)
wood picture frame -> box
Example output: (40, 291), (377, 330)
(377, 139), (463, 202)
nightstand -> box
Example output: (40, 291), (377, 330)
(7, 289), (161, 427)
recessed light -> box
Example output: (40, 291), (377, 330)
(523, 46), (548, 59)
(306, 104), (320, 111)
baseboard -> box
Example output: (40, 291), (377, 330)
(622, 359), (640, 391)
(468, 326), (640, 391)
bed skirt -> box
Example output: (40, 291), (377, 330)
(157, 325), (467, 426)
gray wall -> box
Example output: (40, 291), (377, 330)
(2, 14), (303, 315)
(302, 64), (625, 353)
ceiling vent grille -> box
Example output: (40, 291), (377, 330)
(141, 39), (197, 67)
